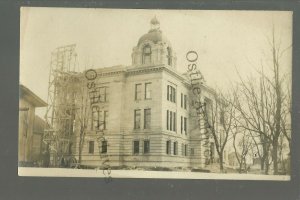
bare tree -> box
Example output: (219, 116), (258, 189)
(232, 27), (291, 175)
(203, 91), (236, 172)
(232, 129), (252, 173)
(74, 80), (90, 165)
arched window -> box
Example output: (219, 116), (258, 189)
(142, 45), (151, 64)
(167, 47), (172, 66)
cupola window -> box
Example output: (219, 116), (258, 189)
(167, 47), (172, 66)
(142, 45), (151, 64)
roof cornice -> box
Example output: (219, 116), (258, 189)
(19, 85), (47, 107)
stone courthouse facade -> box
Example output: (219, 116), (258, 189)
(72, 17), (219, 169)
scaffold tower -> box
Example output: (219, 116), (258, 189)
(43, 44), (79, 167)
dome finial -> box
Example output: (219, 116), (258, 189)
(150, 16), (160, 30)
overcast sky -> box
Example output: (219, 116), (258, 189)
(20, 8), (292, 117)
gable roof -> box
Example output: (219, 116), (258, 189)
(19, 84), (47, 107)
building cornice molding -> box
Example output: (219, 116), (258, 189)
(80, 65), (216, 96)
(126, 65), (164, 76)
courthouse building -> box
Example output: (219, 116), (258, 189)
(71, 17), (221, 169)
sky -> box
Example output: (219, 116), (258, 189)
(20, 8), (292, 118)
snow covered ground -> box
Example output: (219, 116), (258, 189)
(18, 167), (290, 181)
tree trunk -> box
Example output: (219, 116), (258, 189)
(78, 129), (85, 165)
(79, 144), (82, 164)
(273, 140), (279, 175)
(264, 157), (270, 175)
(219, 153), (224, 172)
(239, 162), (243, 173)
(264, 146), (270, 175)
(260, 158), (265, 171)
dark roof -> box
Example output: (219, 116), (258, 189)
(33, 115), (48, 135)
(137, 29), (171, 47)
(19, 84), (47, 107)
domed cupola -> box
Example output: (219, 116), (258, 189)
(132, 17), (177, 68)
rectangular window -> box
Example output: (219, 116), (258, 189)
(89, 87), (108, 104)
(143, 46), (151, 64)
(144, 109), (151, 129)
(145, 83), (152, 99)
(167, 110), (169, 130)
(69, 143), (73, 155)
(167, 86), (169, 101)
(184, 95), (187, 109)
(135, 84), (142, 100)
(181, 143), (184, 156)
(170, 111), (173, 131)
(173, 87), (176, 103)
(191, 148), (194, 156)
(181, 93), (183, 108)
(173, 142), (178, 155)
(166, 140), (171, 154)
(144, 140), (150, 154)
(103, 111), (108, 130)
(101, 140), (107, 153)
(88, 141), (94, 154)
(99, 87), (107, 102)
(99, 110), (108, 131)
(89, 88), (100, 104)
(92, 106), (99, 130)
(133, 140), (139, 154)
(167, 110), (176, 132)
(173, 112), (176, 132)
(181, 116), (183, 134)
(184, 117), (187, 134)
(184, 144), (187, 156)
(167, 85), (176, 103)
(169, 86), (172, 101)
(134, 109), (141, 129)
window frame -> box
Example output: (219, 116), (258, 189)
(88, 141), (94, 154)
(173, 112), (176, 132)
(184, 95), (187, 109)
(101, 140), (107, 154)
(167, 110), (169, 130)
(133, 140), (140, 154)
(142, 45), (151, 64)
(145, 82), (152, 99)
(167, 47), (172, 66)
(170, 111), (173, 131)
(144, 140), (150, 154)
(167, 85), (176, 103)
(191, 148), (194, 156)
(103, 111), (108, 130)
(135, 83), (142, 100)
(173, 141), (178, 155)
(181, 93), (183, 108)
(134, 109), (141, 129)
(184, 117), (187, 134)
(181, 116), (183, 134)
(166, 140), (171, 155)
(91, 106), (100, 130)
(99, 87), (107, 103)
(144, 108), (151, 129)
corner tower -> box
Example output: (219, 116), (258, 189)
(132, 17), (177, 69)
